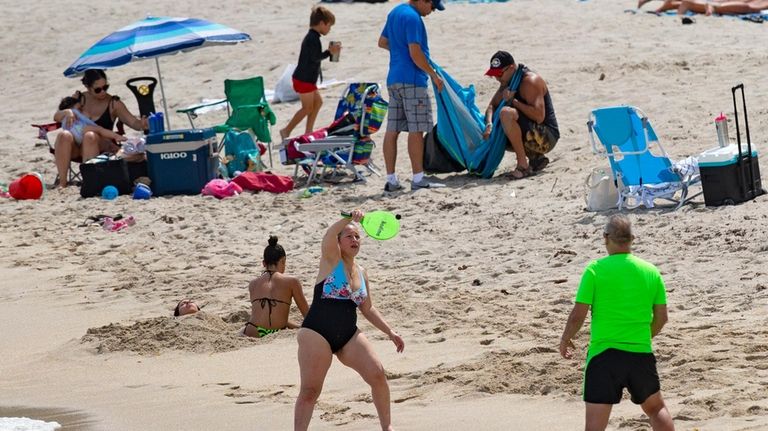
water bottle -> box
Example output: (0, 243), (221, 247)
(156, 112), (165, 132)
(715, 112), (729, 148)
(148, 113), (157, 134)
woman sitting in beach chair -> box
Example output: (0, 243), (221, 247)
(52, 69), (148, 188)
(243, 236), (309, 338)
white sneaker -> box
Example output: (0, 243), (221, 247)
(384, 181), (404, 192)
(411, 178), (446, 190)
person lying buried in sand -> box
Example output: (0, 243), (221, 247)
(57, 94), (126, 146)
(243, 235), (309, 338)
(174, 299), (201, 317)
(295, 210), (404, 431)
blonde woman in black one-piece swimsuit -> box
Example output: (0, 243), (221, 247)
(294, 210), (405, 431)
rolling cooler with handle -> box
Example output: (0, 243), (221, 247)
(699, 84), (764, 206)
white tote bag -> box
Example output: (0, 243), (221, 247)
(585, 167), (619, 211)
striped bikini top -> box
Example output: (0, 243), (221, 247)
(321, 261), (368, 306)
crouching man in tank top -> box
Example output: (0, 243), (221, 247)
(483, 50), (559, 180)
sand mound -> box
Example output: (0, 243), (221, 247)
(81, 311), (290, 355)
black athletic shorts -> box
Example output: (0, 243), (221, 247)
(584, 348), (660, 405)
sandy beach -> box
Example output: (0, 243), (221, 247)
(1, 0), (768, 430)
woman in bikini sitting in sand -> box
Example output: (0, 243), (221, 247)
(243, 236), (309, 338)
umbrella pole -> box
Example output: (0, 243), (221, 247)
(155, 57), (171, 130)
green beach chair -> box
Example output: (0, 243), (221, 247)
(178, 76), (277, 166)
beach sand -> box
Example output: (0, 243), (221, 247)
(1, 0), (768, 429)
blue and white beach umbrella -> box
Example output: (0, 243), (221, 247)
(63, 16), (251, 129)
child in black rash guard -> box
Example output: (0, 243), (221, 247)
(280, 6), (342, 140)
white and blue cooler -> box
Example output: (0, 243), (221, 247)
(698, 143), (762, 206)
(145, 128), (219, 196)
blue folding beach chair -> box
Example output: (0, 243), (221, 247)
(587, 106), (701, 210)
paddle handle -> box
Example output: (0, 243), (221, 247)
(341, 211), (401, 220)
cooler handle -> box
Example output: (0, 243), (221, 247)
(731, 83), (757, 199)
(209, 137), (219, 158)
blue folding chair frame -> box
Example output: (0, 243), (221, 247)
(587, 105), (701, 210)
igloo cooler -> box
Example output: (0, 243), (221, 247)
(699, 144), (762, 206)
(145, 128), (219, 196)
(698, 83), (764, 207)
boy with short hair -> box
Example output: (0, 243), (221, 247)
(279, 6), (342, 140)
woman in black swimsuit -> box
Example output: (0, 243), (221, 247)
(243, 236), (308, 338)
(295, 210), (405, 431)
(52, 69), (148, 188)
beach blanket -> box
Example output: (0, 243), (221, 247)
(430, 61), (525, 178)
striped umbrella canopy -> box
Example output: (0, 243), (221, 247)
(63, 16), (251, 129)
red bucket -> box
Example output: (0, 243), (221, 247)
(9, 173), (44, 200)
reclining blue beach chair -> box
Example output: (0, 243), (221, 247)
(587, 106), (701, 210)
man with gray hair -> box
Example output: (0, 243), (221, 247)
(559, 215), (675, 431)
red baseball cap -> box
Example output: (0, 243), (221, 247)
(485, 51), (515, 77)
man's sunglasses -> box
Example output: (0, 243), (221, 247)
(92, 84), (110, 94)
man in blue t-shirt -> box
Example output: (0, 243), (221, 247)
(378, 0), (445, 192)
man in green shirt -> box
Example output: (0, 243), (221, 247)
(559, 215), (675, 431)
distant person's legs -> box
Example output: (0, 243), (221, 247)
(294, 329), (333, 431)
(653, 0), (683, 12)
(281, 81), (319, 139)
(407, 132), (425, 177)
(304, 90), (323, 134)
(638, 0), (680, 10)
(53, 131), (78, 188)
(400, 85), (442, 190)
(281, 91), (316, 139)
(640, 392), (675, 431)
(383, 130), (400, 178)
(678, 0), (713, 14)
(584, 403), (612, 431)
(336, 331), (393, 431)
(383, 84), (406, 190)
(711, 0), (767, 14)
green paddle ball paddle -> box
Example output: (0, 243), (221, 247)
(341, 211), (401, 240)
